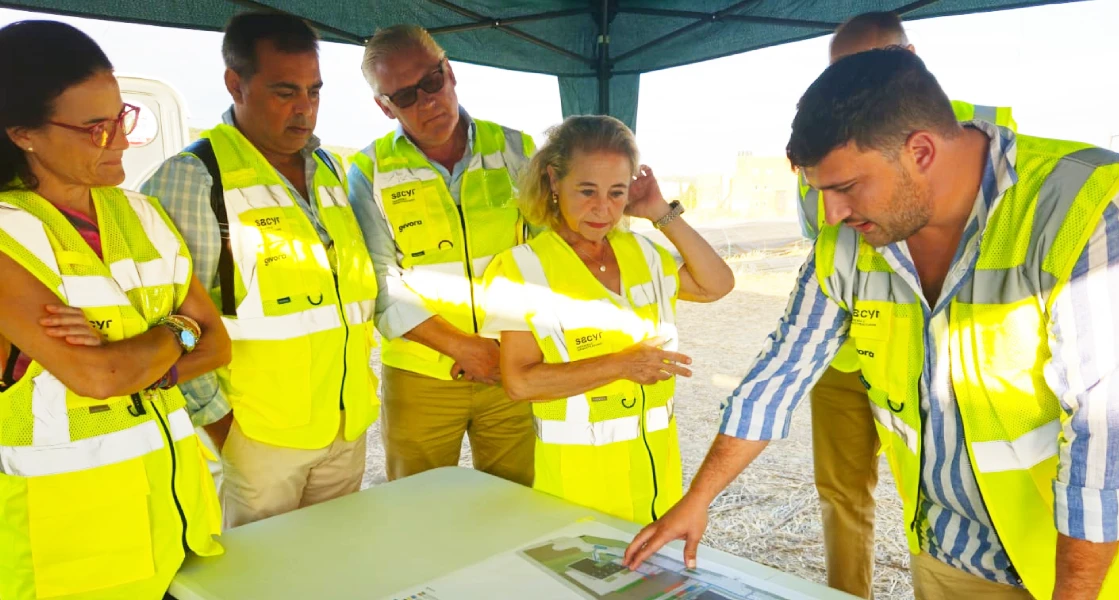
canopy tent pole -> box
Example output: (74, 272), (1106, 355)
(596, 0), (611, 115)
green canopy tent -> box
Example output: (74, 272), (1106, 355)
(0, 0), (1084, 131)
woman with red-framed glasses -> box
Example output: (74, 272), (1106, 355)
(0, 20), (229, 600)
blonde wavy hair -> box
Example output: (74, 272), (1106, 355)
(520, 115), (639, 231)
(361, 24), (446, 94)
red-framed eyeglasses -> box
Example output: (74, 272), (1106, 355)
(48, 103), (141, 149)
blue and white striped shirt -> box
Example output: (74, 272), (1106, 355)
(721, 120), (1119, 585)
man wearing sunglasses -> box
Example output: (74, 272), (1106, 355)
(142, 12), (381, 528)
(348, 25), (536, 486)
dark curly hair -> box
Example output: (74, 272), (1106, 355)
(787, 47), (958, 169)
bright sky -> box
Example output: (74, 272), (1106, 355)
(0, 1), (1115, 177)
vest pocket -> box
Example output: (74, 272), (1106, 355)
(241, 207), (319, 308)
(26, 458), (154, 598)
(230, 337), (313, 429)
(385, 183), (454, 258)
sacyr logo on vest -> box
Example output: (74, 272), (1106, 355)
(255, 217), (281, 228)
(574, 333), (603, 348)
(398, 220), (422, 233)
(391, 188), (417, 204)
(853, 308), (880, 320)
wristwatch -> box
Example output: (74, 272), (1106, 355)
(653, 200), (685, 230)
(158, 315), (201, 354)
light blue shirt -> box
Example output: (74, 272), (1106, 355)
(346, 108), (477, 340)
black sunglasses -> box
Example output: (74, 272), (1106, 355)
(383, 62), (446, 109)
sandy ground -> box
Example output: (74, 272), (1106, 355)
(361, 257), (914, 600)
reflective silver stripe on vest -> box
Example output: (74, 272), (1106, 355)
(221, 182), (360, 338)
(511, 242), (676, 446)
(65, 191), (190, 307)
(317, 185), (349, 208)
(167, 408), (196, 442)
(31, 372), (70, 446)
(1028, 148), (1119, 264)
(1, 371), (194, 477)
(853, 270), (918, 304)
(972, 104), (998, 124)
(0, 197), (189, 307)
(632, 234), (679, 351)
(533, 400), (675, 446)
(0, 202), (62, 278)
(536, 416), (640, 446)
(951, 147), (1119, 306)
(646, 398), (675, 432)
(108, 256), (192, 292)
(820, 226), (861, 309)
(868, 402), (919, 455)
(971, 419), (1060, 473)
(0, 421), (164, 477)
(223, 305), (338, 341)
(343, 299), (376, 326)
(60, 275), (134, 308)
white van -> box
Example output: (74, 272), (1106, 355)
(118, 76), (224, 476)
(118, 75), (191, 191)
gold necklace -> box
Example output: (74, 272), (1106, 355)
(575, 242), (609, 272)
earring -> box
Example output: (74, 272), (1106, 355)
(26, 147), (32, 153)
(551, 191), (558, 204)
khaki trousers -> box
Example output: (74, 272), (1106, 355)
(811, 366), (881, 599)
(911, 553), (1033, 599)
(380, 365), (534, 486)
(220, 415), (366, 529)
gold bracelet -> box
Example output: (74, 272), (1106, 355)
(653, 200), (685, 230)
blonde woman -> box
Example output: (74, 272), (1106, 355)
(481, 115), (733, 523)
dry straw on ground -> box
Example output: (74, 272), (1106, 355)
(363, 261), (913, 600)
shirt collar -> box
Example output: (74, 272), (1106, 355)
(875, 119), (1019, 312)
(394, 106), (475, 152)
(966, 118), (1019, 231)
(222, 106), (322, 154)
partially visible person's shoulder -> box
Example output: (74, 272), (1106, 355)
(141, 149), (213, 192)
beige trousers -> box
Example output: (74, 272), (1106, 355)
(811, 366), (881, 599)
(380, 365), (534, 486)
(220, 415), (366, 529)
(911, 553), (1033, 599)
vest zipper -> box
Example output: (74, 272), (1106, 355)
(639, 385), (660, 522)
(959, 444), (1024, 587)
(147, 395), (190, 552)
(455, 205), (479, 333)
(333, 272), (349, 410)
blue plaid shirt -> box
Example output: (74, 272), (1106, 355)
(140, 107), (338, 426)
(721, 121), (1119, 585)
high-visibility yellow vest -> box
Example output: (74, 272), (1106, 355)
(950, 100), (1018, 132)
(350, 120), (534, 380)
(801, 101), (1018, 373)
(484, 229), (682, 524)
(814, 135), (1119, 598)
(196, 125), (380, 450)
(0, 187), (222, 600)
